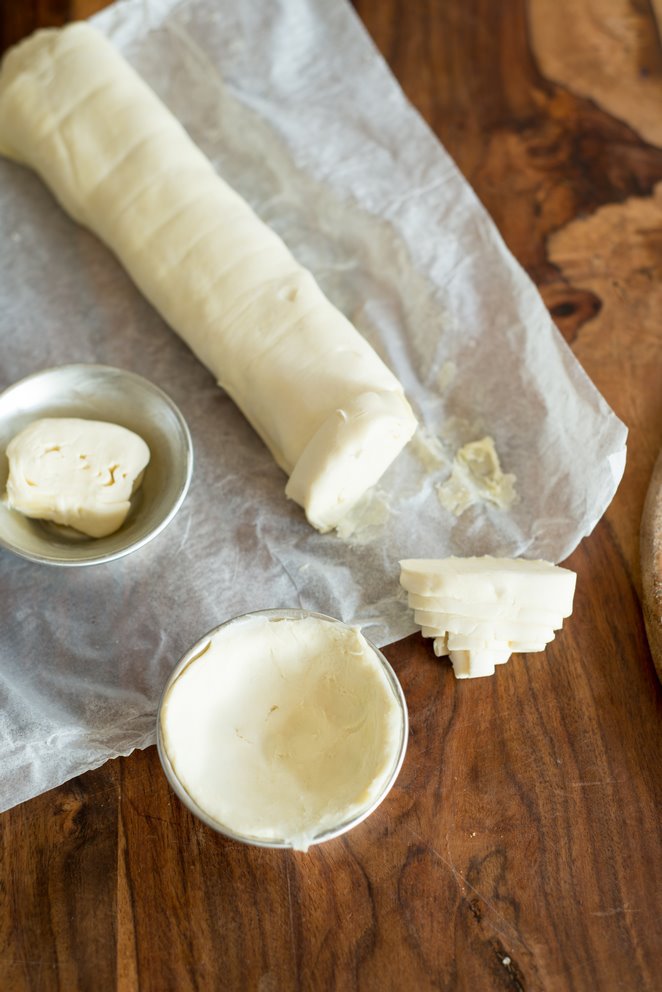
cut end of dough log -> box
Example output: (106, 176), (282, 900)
(285, 390), (417, 532)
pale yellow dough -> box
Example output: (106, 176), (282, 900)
(5, 417), (150, 537)
(0, 24), (416, 532)
(400, 556), (577, 679)
(160, 615), (404, 850)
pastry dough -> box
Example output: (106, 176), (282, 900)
(400, 556), (577, 679)
(5, 417), (150, 537)
(0, 24), (416, 531)
(160, 613), (405, 850)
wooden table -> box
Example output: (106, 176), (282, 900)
(2, 2), (661, 989)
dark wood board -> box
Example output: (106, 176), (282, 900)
(642, 447), (662, 680)
(1, 2), (661, 989)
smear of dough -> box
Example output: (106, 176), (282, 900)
(437, 436), (517, 516)
(335, 489), (392, 544)
(436, 361), (457, 392)
(409, 428), (450, 472)
(438, 416), (487, 447)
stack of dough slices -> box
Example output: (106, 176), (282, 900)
(400, 557), (576, 678)
(0, 24), (417, 533)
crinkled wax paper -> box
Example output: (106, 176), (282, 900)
(0, 0), (627, 810)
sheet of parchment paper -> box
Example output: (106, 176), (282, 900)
(0, 0), (627, 811)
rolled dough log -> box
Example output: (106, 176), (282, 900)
(0, 24), (416, 532)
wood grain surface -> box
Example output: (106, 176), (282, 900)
(641, 447), (662, 679)
(1, 2), (661, 991)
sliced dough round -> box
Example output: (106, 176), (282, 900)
(5, 417), (150, 537)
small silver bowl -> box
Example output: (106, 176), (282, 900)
(0, 364), (193, 566)
(157, 609), (409, 850)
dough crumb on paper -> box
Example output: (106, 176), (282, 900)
(409, 428), (450, 472)
(335, 489), (392, 545)
(437, 436), (517, 516)
(436, 360), (457, 392)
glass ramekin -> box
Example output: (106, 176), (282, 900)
(156, 608), (408, 850)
